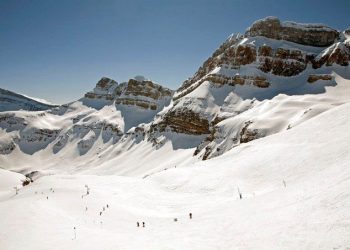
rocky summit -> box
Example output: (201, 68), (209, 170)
(84, 76), (173, 111)
(246, 16), (340, 47)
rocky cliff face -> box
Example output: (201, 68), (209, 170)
(84, 76), (173, 111)
(246, 16), (340, 47)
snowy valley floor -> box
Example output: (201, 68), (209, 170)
(1, 102), (350, 249)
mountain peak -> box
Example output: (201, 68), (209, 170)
(83, 76), (173, 113)
(245, 16), (339, 47)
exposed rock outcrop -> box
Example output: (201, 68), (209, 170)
(246, 16), (340, 47)
(307, 74), (333, 83)
(239, 121), (259, 143)
(258, 47), (307, 76)
(0, 141), (16, 154)
(0, 114), (27, 132)
(95, 77), (117, 90)
(316, 42), (350, 67)
(84, 76), (173, 111)
(151, 108), (210, 135)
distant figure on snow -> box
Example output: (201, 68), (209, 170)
(237, 188), (242, 200)
(14, 187), (19, 195)
(142, 222), (145, 228)
(85, 184), (90, 195)
(189, 213), (192, 219)
(107, 204), (109, 208)
(137, 222), (140, 227)
(100, 211), (102, 216)
(73, 227), (76, 240)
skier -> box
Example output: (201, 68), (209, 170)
(142, 222), (145, 228)
(137, 222), (140, 227)
(85, 184), (90, 195)
(100, 211), (102, 216)
(238, 188), (242, 199)
(73, 227), (76, 240)
(107, 204), (109, 208)
(189, 213), (192, 219)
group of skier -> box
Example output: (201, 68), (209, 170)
(99, 204), (109, 216)
(136, 212), (193, 228)
(136, 222), (146, 227)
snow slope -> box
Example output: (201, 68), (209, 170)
(0, 73), (349, 178)
(1, 99), (350, 249)
(0, 88), (57, 112)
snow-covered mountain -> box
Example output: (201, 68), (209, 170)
(0, 17), (349, 176)
(148, 16), (350, 159)
(0, 87), (57, 112)
(82, 76), (173, 130)
(1, 76), (350, 250)
(0, 76), (173, 159)
(1, 16), (350, 250)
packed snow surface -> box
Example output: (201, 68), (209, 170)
(1, 93), (350, 249)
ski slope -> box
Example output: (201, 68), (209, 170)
(1, 97), (350, 249)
